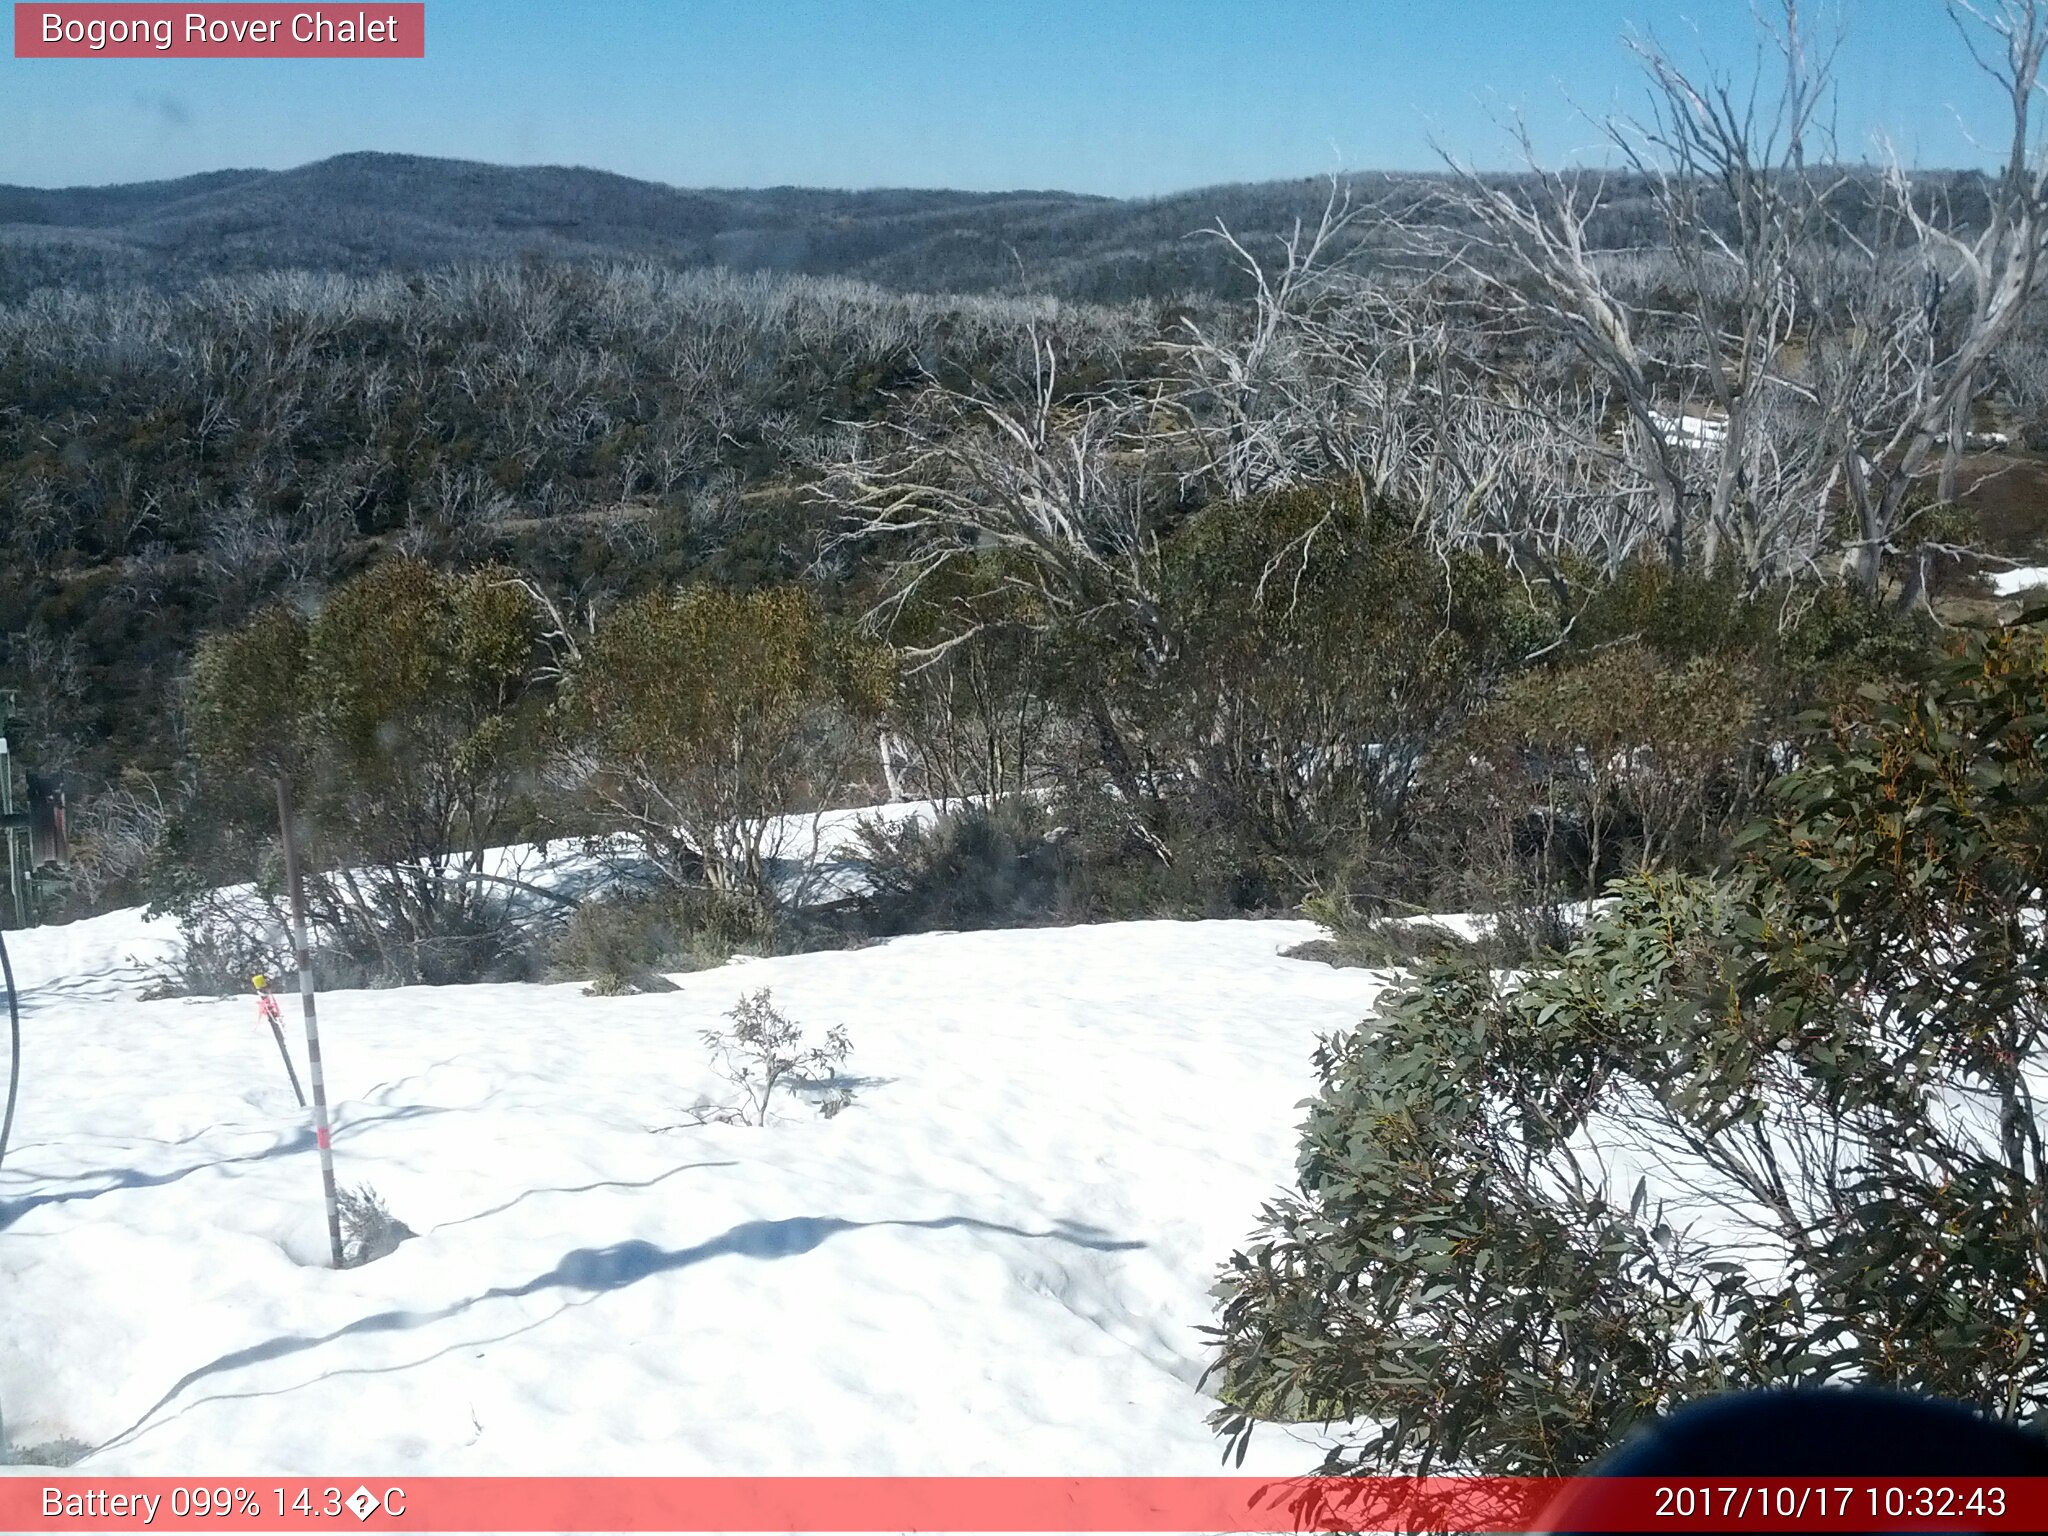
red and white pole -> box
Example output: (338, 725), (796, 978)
(277, 777), (345, 1269)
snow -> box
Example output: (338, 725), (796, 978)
(0, 900), (1383, 1477)
(1988, 565), (2048, 597)
(1645, 409), (1728, 451)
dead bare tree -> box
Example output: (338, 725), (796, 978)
(821, 334), (1159, 647)
(1832, 0), (2048, 602)
(1157, 185), (1371, 503)
(1156, 191), (1650, 598)
(816, 334), (1172, 833)
(1425, 0), (2048, 597)
(1422, 3), (1843, 585)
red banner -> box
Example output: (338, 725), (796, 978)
(13, 4), (424, 58)
(6, 1476), (2048, 1532)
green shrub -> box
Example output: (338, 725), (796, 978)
(1285, 891), (1474, 970)
(1437, 642), (1765, 906)
(1050, 788), (1287, 921)
(1207, 620), (2048, 1475)
(175, 557), (550, 985)
(1139, 488), (1533, 875)
(849, 799), (1072, 935)
(562, 583), (893, 906)
(875, 555), (1065, 800)
(187, 603), (310, 784)
(1569, 563), (1930, 707)
(553, 885), (776, 993)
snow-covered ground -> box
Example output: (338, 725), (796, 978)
(1989, 564), (2048, 597)
(0, 896), (1382, 1477)
(1645, 408), (1728, 451)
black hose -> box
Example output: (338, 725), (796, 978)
(0, 923), (17, 1174)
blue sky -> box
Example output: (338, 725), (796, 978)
(0, 1), (2022, 195)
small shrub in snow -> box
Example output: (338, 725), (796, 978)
(1472, 889), (1581, 968)
(0, 1435), (91, 1468)
(701, 989), (853, 1126)
(654, 1096), (748, 1130)
(850, 798), (1071, 936)
(554, 886), (771, 993)
(144, 909), (279, 999)
(1287, 890), (1474, 971)
(0, 1394), (90, 1467)
(337, 1184), (415, 1268)
(1288, 888), (1580, 973)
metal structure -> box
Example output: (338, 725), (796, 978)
(0, 695), (23, 929)
(0, 692), (66, 929)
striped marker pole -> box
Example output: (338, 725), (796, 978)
(277, 777), (345, 1269)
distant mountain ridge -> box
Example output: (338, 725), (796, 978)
(0, 151), (1331, 302)
(0, 150), (1984, 305)
(0, 150), (1569, 303)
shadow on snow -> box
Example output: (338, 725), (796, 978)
(91, 1211), (1145, 1455)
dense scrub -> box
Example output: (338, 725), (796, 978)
(0, 264), (1147, 797)
(80, 467), (1922, 991)
(1206, 618), (2048, 1473)
(8, 8), (2044, 996)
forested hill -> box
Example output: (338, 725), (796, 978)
(2, 151), (1962, 304)
(0, 151), (1314, 302)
